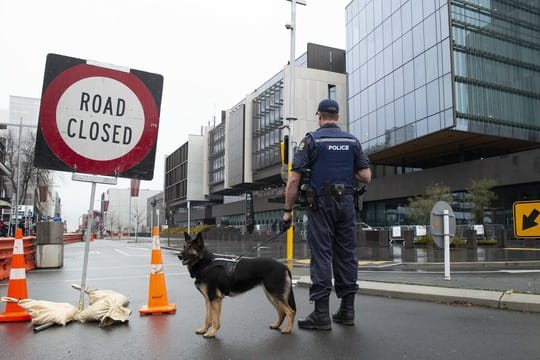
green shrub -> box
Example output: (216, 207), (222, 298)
(478, 238), (498, 245)
(414, 235), (433, 244)
(159, 225), (216, 236)
(453, 237), (466, 245)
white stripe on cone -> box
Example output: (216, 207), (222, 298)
(13, 239), (23, 255)
(152, 236), (161, 249)
(9, 268), (26, 280)
(151, 265), (163, 274)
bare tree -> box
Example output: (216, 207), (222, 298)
(131, 207), (147, 234)
(106, 211), (122, 236)
(5, 129), (52, 207)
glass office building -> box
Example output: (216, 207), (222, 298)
(346, 0), (453, 154)
(346, 0), (540, 227)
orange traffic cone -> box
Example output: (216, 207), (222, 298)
(0, 228), (31, 322)
(139, 226), (176, 316)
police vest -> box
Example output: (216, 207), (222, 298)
(308, 127), (358, 192)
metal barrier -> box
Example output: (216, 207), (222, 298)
(0, 236), (36, 281)
(63, 233), (83, 244)
(0, 232), (83, 281)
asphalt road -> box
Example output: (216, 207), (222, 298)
(1, 240), (539, 360)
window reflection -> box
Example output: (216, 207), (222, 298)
(346, 0), (539, 155)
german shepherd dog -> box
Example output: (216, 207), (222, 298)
(179, 232), (296, 338)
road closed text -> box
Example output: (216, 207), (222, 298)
(66, 92), (133, 144)
(67, 119), (132, 144)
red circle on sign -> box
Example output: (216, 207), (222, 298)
(39, 64), (159, 176)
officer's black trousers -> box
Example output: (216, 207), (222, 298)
(307, 195), (359, 301)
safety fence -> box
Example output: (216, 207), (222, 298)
(0, 233), (84, 281)
(0, 236), (36, 282)
(63, 233), (84, 245)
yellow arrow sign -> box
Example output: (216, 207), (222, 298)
(513, 201), (540, 238)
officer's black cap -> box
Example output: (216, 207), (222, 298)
(316, 99), (339, 114)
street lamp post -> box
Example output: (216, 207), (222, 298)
(285, 0), (306, 263)
(150, 199), (156, 231)
(187, 200), (191, 234)
(285, 0), (307, 165)
(167, 208), (175, 247)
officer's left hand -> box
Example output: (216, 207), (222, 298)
(281, 211), (293, 232)
(280, 219), (292, 232)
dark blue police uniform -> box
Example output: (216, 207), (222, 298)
(292, 123), (370, 301)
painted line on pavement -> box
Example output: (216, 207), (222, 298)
(114, 248), (130, 256)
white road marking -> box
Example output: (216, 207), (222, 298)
(114, 248), (130, 256)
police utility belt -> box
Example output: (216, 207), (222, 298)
(317, 184), (355, 197)
(300, 184), (354, 211)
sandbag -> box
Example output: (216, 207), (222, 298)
(73, 296), (131, 327)
(1, 296), (78, 326)
(72, 284), (129, 306)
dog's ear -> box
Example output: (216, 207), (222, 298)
(184, 232), (191, 241)
(194, 232), (204, 247)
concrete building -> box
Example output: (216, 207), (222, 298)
(165, 43), (347, 230)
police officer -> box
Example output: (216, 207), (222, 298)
(282, 99), (371, 330)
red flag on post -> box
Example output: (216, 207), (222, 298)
(39, 186), (48, 202)
(130, 179), (140, 197)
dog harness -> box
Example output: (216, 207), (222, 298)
(189, 257), (238, 280)
(209, 258), (238, 278)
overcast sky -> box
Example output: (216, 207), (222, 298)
(0, 0), (349, 231)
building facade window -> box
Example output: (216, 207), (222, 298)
(346, 0), (453, 154)
(328, 84), (337, 100)
(228, 105), (246, 187)
(346, 0), (540, 227)
(451, 0), (540, 141)
(252, 81), (284, 171)
(164, 144), (188, 205)
(208, 123), (225, 186)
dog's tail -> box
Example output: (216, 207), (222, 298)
(287, 269), (296, 311)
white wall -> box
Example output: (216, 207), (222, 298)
(291, 66), (348, 141)
(105, 188), (160, 232)
(187, 134), (206, 201)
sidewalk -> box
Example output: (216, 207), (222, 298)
(291, 259), (540, 313)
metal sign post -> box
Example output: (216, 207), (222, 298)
(443, 209), (450, 280)
(430, 201), (456, 281)
(72, 173), (117, 310)
(79, 181), (96, 310)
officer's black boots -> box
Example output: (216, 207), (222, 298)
(298, 297), (332, 330)
(332, 294), (355, 325)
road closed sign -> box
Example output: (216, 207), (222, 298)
(34, 53), (163, 180)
